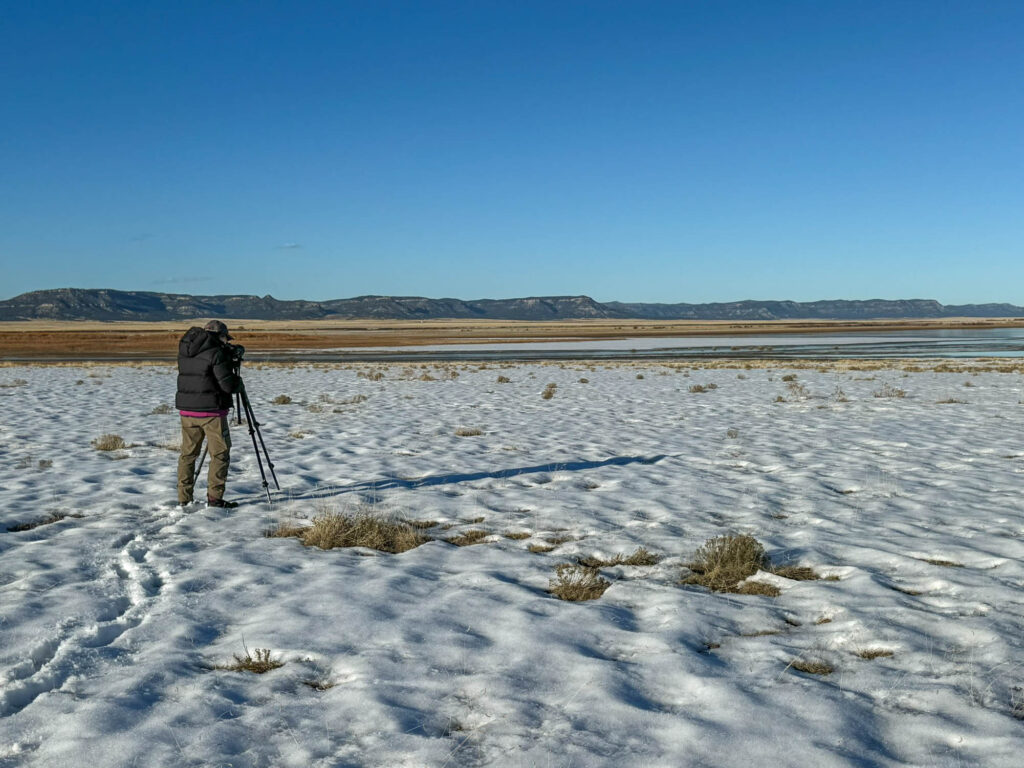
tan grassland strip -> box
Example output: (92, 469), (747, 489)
(5, 359), (1024, 374)
(1, 317), (1022, 359)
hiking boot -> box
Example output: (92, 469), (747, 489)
(207, 497), (239, 509)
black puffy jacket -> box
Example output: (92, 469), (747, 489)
(175, 327), (242, 411)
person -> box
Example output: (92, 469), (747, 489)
(175, 320), (243, 507)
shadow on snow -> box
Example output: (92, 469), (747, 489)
(292, 455), (668, 504)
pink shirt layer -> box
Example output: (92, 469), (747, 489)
(180, 410), (229, 418)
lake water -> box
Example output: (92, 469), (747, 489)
(270, 327), (1024, 362)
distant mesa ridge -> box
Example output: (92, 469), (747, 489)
(1, 288), (1022, 322)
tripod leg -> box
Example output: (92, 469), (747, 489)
(240, 393), (272, 503)
(195, 445), (208, 486)
(245, 399), (280, 490)
(241, 389), (281, 491)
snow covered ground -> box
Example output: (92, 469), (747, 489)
(1, 360), (1023, 767)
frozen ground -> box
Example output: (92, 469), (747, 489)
(1, 360), (1023, 767)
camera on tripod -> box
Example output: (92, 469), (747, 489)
(226, 343), (246, 362)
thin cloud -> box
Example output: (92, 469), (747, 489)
(276, 242), (302, 250)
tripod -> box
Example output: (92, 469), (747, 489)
(196, 359), (280, 504)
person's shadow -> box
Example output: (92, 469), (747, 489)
(295, 454), (668, 502)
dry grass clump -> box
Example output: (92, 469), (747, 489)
(496, 375), (511, 383)
(269, 509), (430, 554)
(528, 543), (556, 553)
(682, 534), (820, 595)
(726, 428), (740, 439)
(357, 370), (384, 381)
(578, 377), (589, 383)
(688, 384), (708, 393)
(578, 547), (661, 568)
(888, 583), (924, 596)
(272, 394), (293, 405)
(548, 564), (610, 601)
(732, 581), (782, 597)
(92, 434), (127, 451)
(15, 455), (52, 470)
(920, 557), (963, 567)
(0, 378), (28, 388)
(683, 534), (768, 591)
(781, 374), (798, 382)
(771, 565), (820, 581)
(406, 519), (438, 529)
(789, 658), (833, 675)
(545, 534), (574, 545)
(149, 404), (174, 414)
(447, 529), (490, 546)
(1011, 690), (1024, 720)
(541, 383), (557, 400)
(786, 380), (809, 398)
(855, 648), (894, 659)
(936, 397), (967, 404)
(217, 647), (284, 674)
(503, 531), (531, 540)
(454, 427), (483, 437)
(873, 384), (906, 399)
(7, 511), (82, 532)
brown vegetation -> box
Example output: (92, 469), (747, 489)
(92, 434), (126, 451)
(5, 316), (1024, 363)
(447, 529), (490, 546)
(855, 648), (894, 659)
(216, 647), (284, 674)
(7, 511), (82, 532)
(577, 547), (661, 568)
(682, 534), (821, 596)
(789, 658), (833, 675)
(268, 509), (430, 554)
(548, 564), (610, 601)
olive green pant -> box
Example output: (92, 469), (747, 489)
(178, 415), (231, 503)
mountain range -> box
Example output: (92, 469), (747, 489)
(2, 288), (1023, 322)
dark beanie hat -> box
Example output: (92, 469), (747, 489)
(203, 320), (233, 340)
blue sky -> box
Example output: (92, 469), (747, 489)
(2, 1), (1022, 304)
